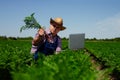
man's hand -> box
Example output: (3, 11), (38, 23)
(38, 28), (53, 43)
(38, 28), (45, 36)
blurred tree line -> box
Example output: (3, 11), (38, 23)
(0, 35), (120, 41)
(85, 37), (120, 41)
(0, 36), (33, 40)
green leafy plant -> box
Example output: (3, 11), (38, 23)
(20, 13), (42, 32)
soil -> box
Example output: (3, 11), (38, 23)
(84, 48), (120, 80)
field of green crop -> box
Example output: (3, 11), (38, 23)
(85, 41), (120, 79)
(0, 40), (120, 80)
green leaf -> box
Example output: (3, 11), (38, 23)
(20, 13), (42, 32)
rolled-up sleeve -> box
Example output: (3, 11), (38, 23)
(30, 45), (37, 54)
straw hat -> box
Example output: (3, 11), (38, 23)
(50, 17), (66, 31)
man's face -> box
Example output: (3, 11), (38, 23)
(50, 23), (61, 35)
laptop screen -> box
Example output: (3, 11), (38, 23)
(69, 33), (85, 50)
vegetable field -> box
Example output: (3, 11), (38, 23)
(0, 40), (120, 80)
(85, 41), (120, 79)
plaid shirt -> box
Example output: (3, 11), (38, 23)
(30, 29), (61, 54)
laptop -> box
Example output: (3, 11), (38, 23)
(69, 33), (85, 50)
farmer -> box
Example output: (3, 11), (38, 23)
(31, 17), (66, 60)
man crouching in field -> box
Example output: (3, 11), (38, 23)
(30, 17), (66, 60)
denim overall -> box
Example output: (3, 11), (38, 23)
(34, 36), (58, 60)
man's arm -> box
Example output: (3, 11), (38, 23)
(32, 34), (44, 46)
(32, 29), (45, 46)
(55, 37), (62, 54)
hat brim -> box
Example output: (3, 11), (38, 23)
(50, 18), (66, 31)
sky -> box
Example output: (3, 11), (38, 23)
(0, 0), (120, 39)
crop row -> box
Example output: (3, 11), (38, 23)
(85, 41), (120, 75)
